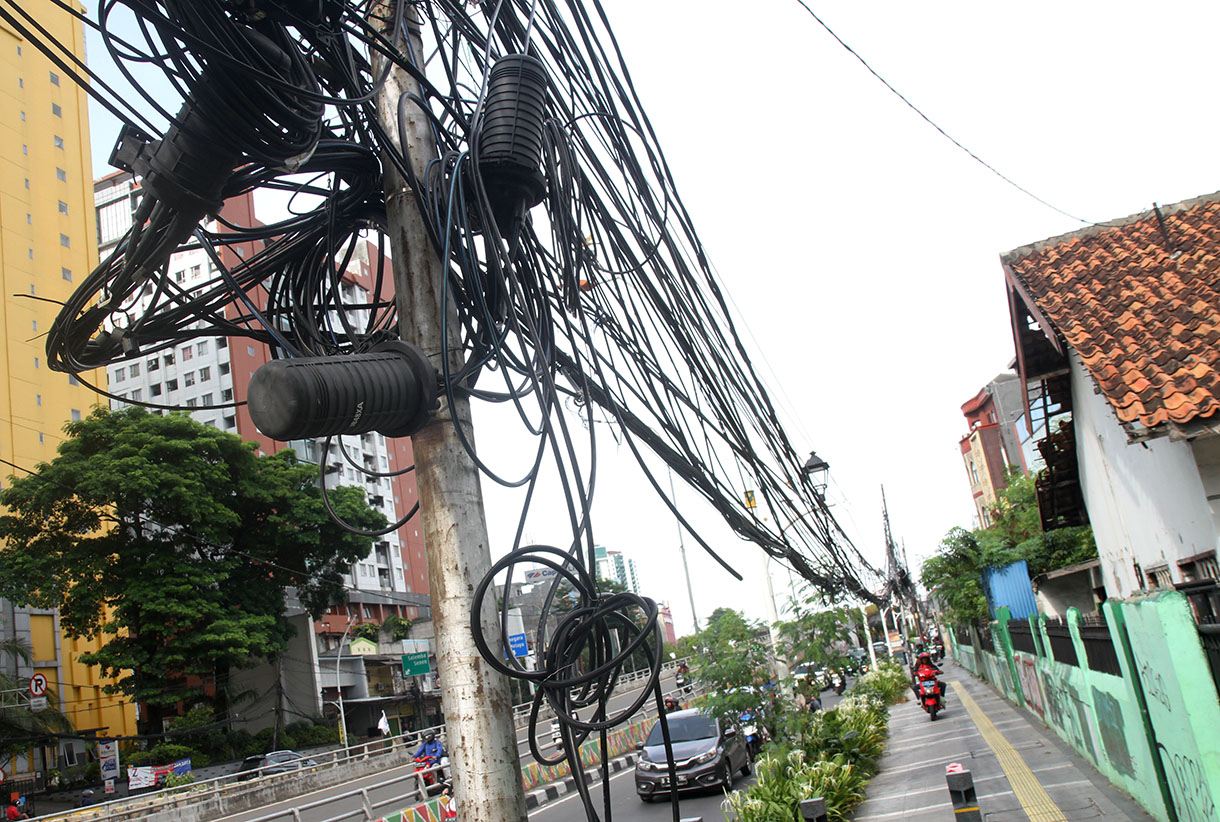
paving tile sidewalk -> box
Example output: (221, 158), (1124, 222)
(851, 658), (1156, 822)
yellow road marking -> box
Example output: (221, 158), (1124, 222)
(951, 681), (1068, 822)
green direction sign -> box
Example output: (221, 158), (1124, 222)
(402, 651), (431, 677)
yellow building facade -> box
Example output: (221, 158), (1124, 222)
(1, 0), (138, 780)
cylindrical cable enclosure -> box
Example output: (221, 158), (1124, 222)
(477, 53), (549, 226)
(247, 341), (438, 441)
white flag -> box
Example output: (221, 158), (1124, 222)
(377, 710), (391, 736)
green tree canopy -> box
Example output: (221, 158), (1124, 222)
(922, 468), (1096, 627)
(0, 407), (384, 732)
(691, 609), (773, 723)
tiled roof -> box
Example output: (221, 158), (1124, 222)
(1003, 193), (1220, 431)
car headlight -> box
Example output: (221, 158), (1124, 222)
(693, 747), (720, 765)
(638, 758), (659, 771)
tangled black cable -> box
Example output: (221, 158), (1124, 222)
(25, 0), (892, 817)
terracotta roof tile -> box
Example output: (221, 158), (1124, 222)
(1004, 192), (1220, 431)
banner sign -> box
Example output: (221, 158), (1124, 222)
(98, 740), (120, 783)
(127, 758), (191, 789)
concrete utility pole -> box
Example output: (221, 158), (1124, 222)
(760, 553), (791, 693)
(860, 603), (877, 669)
(369, 4), (525, 820)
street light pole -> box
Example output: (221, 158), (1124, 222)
(336, 618), (354, 755)
(668, 468), (700, 634)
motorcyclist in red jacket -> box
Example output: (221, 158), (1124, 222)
(912, 651), (946, 698)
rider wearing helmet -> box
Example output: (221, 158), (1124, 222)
(912, 651), (946, 698)
(415, 732), (445, 763)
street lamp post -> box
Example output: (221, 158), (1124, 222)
(668, 468), (700, 635)
(336, 618), (355, 755)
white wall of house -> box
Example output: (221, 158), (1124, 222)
(1071, 353), (1219, 598)
(1191, 436), (1220, 540)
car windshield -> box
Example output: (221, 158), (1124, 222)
(646, 715), (717, 745)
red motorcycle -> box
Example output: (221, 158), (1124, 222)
(414, 755), (446, 793)
(918, 676), (943, 720)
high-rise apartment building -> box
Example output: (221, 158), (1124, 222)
(93, 171), (434, 736)
(0, 1), (139, 781)
(93, 171), (430, 612)
(594, 545), (639, 593)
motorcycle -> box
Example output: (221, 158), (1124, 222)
(831, 671), (846, 695)
(918, 677), (943, 720)
(740, 711), (764, 760)
(675, 672), (692, 693)
(414, 755), (449, 794)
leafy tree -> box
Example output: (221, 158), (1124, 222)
(352, 622), (381, 642)
(922, 467), (1097, 627)
(776, 602), (862, 673)
(692, 609), (773, 724)
(382, 614), (414, 641)
(0, 407), (384, 733)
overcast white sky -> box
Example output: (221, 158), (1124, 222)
(85, 1), (1220, 636)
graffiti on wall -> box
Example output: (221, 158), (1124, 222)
(1015, 655), (1044, 718)
(1158, 744), (1219, 822)
(1042, 667), (1097, 764)
(1091, 687), (1134, 778)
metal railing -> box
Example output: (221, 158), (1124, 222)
(241, 761), (444, 822)
(510, 658), (684, 727)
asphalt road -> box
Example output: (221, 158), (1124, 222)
(526, 678), (852, 822)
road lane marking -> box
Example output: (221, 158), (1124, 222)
(951, 681), (1068, 822)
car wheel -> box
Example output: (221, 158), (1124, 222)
(739, 754), (752, 777)
(720, 762), (734, 790)
(639, 794), (654, 803)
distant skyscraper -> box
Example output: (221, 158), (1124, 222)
(594, 545), (639, 593)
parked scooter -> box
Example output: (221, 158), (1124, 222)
(740, 709), (764, 760)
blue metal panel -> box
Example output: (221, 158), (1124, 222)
(982, 560), (1038, 620)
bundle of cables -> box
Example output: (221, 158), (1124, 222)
(15, 0), (892, 816)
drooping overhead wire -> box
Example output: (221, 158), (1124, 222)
(791, 0), (1092, 225)
(28, 0), (890, 815)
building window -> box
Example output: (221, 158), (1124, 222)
(49, 71), (59, 86)
(223, 415), (236, 429)
(70, 409), (81, 422)
(56, 168), (66, 182)
(131, 389), (141, 401)
(201, 393), (213, 405)
(164, 352), (175, 366)
(184, 372), (195, 387)
(112, 369), (124, 383)
(219, 362), (231, 376)
(221, 388), (233, 402)
(22, 145), (27, 155)
(24, 178), (29, 189)
(150, 384), (162, 397)
(38, 433), (43, 444)
(31, 320), (36, 333)
(166, 378), (178, 391)
(51, 102), (62, 118)
(27, 249), (33, 259)
(197, 341), (208, 355)
(247, 346), (255, 357)
(62, 267), (72, 282)
(20, 110), (25, 121)
(34, 357), (38, 369)
(147, 357), (159, 372)
(26, 214), (31, 224)
(174, 269), (185, 283)
(199, 366), (210, 382)
(57, 201), (68, 215)
(185, 398), (197, 408)
(218, 337), (227, 349)
(68, 374), (79, 386)
(35, 394), (41, 406)
(53, 135), (64, 149)
(59, 234), (70, 248)
(18, 78), (23, 88)
(129, 363), (140, 378)
(181, 346), (193, 361)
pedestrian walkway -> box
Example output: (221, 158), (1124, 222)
(852, 659), (1155, 822)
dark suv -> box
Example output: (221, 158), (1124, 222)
(634, 709), (750, 801)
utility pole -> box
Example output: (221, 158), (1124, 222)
(760, 553), (791, 693)
(369, 4), (525, 820)
(860, 603), (877, 669)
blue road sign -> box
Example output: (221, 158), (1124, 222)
(508, 633), (529, 658)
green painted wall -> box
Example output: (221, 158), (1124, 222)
(949, 590), (1220, 822)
